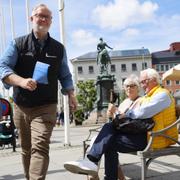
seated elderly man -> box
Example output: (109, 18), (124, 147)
(64, 68), (178, 180)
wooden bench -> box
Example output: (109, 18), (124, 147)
(83, 116), (180, 180)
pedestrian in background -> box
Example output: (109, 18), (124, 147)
(56, 108), (64, 126)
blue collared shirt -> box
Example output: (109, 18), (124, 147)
(126, 91), (172, 119)
(0, 40), (74, 93)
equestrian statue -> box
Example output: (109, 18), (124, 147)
(97, 37), (113, 74)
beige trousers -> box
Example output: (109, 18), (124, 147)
(13, 103), (56, 180)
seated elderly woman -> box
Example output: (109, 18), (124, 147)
(64, 74), (142, 180)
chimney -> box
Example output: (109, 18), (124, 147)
(170, 42), (180, 52)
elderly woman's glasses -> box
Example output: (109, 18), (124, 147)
(125, 84), (137, 88)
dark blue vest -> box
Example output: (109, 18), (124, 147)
(14, 32), (64, 107)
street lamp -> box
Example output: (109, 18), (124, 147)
(142, 47), (145, 70)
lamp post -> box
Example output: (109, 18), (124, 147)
(142, 47), (145, 70)
(58, 0), (71, 146)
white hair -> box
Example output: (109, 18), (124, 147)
(141, 68), (160, 84)
(31, 4), (52, 16)
(123, 74), (140, 90)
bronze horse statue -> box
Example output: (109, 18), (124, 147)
(97, 38), (113, 74)
(97, 50), (111, 74)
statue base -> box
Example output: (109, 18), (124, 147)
(96, 74), (116, 123)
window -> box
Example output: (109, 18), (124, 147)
(176, 80), (180, 85)
(160, 65), (164, 72)
(121, 64), (126, 72)
(78, 66), (83, 74)
(156, 64), (160, 71)
(132, 63), (137, 71)
(142, 62), (147, 70)
(166, 80), (171, 86)
(88, 66), (94, 74)
(165, 64), (169, 71)
(111, 64), (116, 72)
(122, 78), (126, 85)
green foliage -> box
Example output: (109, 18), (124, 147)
(76, 80), (97, 113)
(119, 89), (126, 103)
(74, 109), (84, 123)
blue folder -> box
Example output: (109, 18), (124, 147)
(32, 61), (50, 84)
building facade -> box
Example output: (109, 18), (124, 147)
(152, 42), (180, 94)
(71, 48), (152, 93)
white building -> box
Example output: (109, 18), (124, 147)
(71, 48), (152, 92)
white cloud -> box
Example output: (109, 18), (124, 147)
(122, 28), (140, 37)
(91, 0), (158, 30)
(71, 29), (97, 47)
(115, 13), (180, 52)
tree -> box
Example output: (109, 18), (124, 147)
(76, 80), (97, 114)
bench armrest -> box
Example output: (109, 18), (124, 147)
(142, 117), (180, 152)
(149, 118), (180, 136)
(83, 126), (102, 143)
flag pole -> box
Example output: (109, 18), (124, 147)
(58, 0), (71, 146)
(9, 0), (15, 39)
(1, 6), (7, 98)
(25, 0), (30, 33)
(8, 0), (16, 98)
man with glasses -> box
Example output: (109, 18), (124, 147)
(64, 68), (178, 180)
(0, 4), (77, 180)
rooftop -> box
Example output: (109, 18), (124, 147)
(71, 48), (150, 62)
(152, 50), (180, 64)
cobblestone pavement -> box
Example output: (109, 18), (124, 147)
(0, 125), (180, 180)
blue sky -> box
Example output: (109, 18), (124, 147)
(1, 0), (180, 61)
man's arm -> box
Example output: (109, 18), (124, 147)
(126, 92), (172, 119)
(0, 40), (37, 91)
(58, 47), (77, 111)
(4, 74), (37, 91)
(0, 40), (18, 89)
(58, 47), (74, 93)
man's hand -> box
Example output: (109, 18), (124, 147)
(20, 78), (37, 91)
(4, 74), (37, 91)
(68, 90), (77, 112)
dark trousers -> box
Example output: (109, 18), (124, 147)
(88, 122), (147, 180)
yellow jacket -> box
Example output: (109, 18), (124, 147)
(141, 85), (178, 149)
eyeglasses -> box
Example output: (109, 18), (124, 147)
(33, 14), (52, 21)
(125, 84), (137, 88)
(140, 79), (151, 84)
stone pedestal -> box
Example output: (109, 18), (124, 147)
(96, 74), (116, 123)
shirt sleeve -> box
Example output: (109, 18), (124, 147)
(58, 47), (74, 94)
(126, 91), (172, 119)
(0, 40), (18, 89)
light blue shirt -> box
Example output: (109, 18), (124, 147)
(126, 91), (172, 119)
(0, 40), (74, 94)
